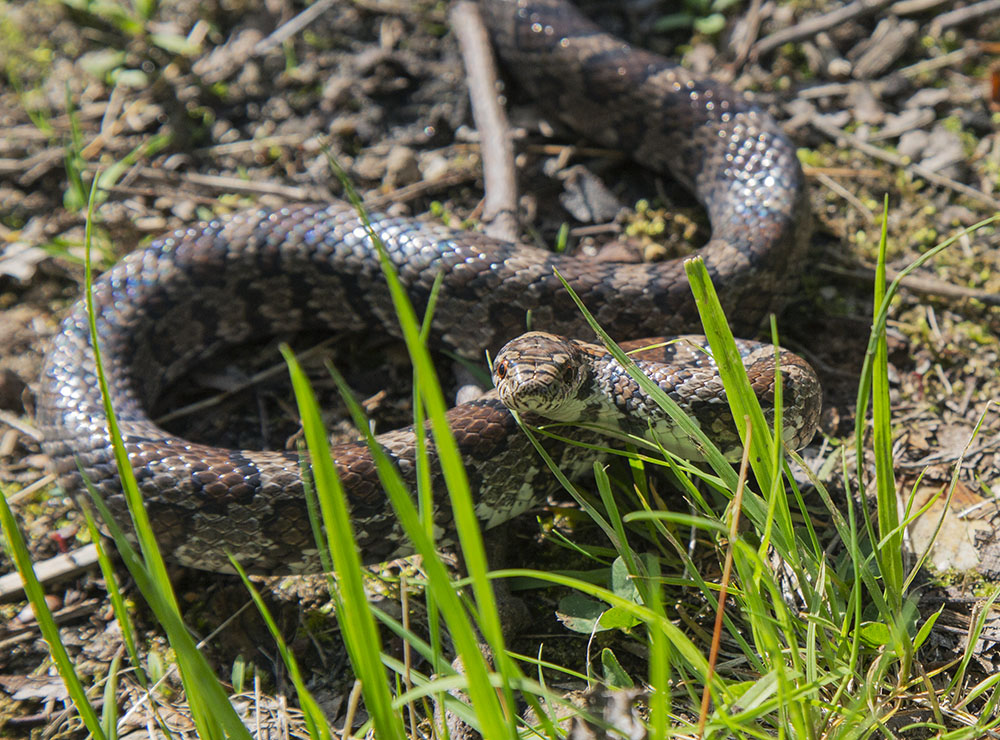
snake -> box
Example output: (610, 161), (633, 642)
(37, 0), (817, 574)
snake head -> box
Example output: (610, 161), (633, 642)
(492, 331), (592, 421)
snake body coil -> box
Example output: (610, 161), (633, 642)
(38, 0), (816, 573)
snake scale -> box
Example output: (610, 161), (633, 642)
(38, 0), (818, 574)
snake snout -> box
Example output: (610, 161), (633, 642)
(492, 332), (588, 418)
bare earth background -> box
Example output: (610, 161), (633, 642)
(0, 0), (999, 734)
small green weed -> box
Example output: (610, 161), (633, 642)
(653, 0), (742, 36)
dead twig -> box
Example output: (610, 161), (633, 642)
(103, 151), (476, 214)
(818, 263), (1000, 307)
(363, 166), (479, 208)
(154, 339), (335, 426)
(897, 45), (976, 78)
(813, 172), (876, 225)
(5, 475), (58, 507)
(930, 0), (1000, 36)
(193, 134), (309, 156)
(751, 0), (893, 59)
(0, 545), (101, 602)
(889, 0), (951, 14)
(0, 410), (43, 442)
(730, 0), (764, 74)
(122, 166), (333, 202)
(254, 0), (337, 55)
(802, 165), (886, 178)
(100, 183), (223, 207)
(809, 117), (1000, 212)
(451, 1), (519, 242)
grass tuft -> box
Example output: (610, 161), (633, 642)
(0, 482), (108, 739)
(8, 174), (1000, 737)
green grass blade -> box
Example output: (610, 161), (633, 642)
(869, 198), (902, 610)
(299, 457), (335, 577)
(947, 585), (1000, 695)
(79, 501), (178, 740)
(592, 461), (645, 593)
(81, 179), (177, 615)
(645, 556), (671, 738)
(549, 268), (780, 545)
(683, 258), (775, 463)
(85, 473), (254, 740)
(851, 212), (999, 589)
(0, 483), (107, 740)
(281, 347), (405, 740)
(321, 360), (512, 738)
(227, 555), (333, 740)
(81, 177), (254, 740)
(331, 159), (517, 737)
(412, 271), (450, 683)
(490, 568), (712, 683)
(683, 257), (798, 564)
(101, 653), (121, 739)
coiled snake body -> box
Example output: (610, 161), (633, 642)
(38, 0), (817, 574)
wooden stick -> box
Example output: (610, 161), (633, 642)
(0, 545), (100, 602)
(752, 0), (893, 59)
(451, 1), (519, 242)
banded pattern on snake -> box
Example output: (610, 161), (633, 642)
(37, 0), (818, 574)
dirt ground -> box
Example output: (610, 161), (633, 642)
(1, 0), (999, 735)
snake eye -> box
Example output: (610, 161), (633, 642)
(495, 360), (508, 379)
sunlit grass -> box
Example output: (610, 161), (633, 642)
(4, 185), (1000, 737)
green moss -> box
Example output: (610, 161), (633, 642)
(796, 147), (825, 168)
(939, 115), (978, 155)
(940, 115), (963, 135)
(622, 199), (701, 259)
(913, 227), (939, 249)
(209, 80), (229, 99)
(924, 567), (989, 593)
(0, 3), (43, 79)
(624, 199), (668, 238)
(954, 321), (997, 346)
